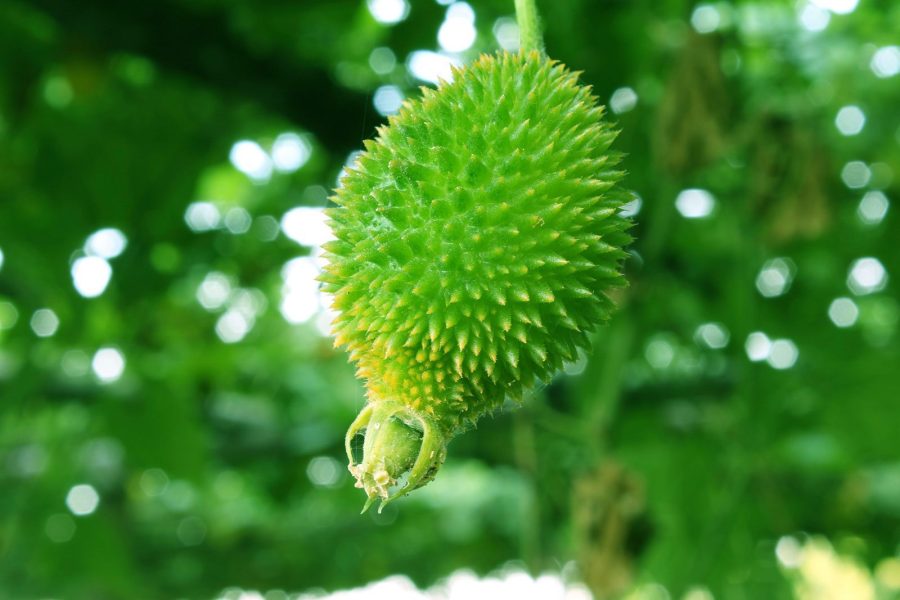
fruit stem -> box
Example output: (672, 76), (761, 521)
(345, 400), (447, 512)
(515, 0), (544, 54)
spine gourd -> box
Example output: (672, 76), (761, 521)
(320, 0), (631, 512)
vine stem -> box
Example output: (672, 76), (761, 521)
(515, 0), (545, 54)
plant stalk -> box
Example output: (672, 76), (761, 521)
(515, 0), (545, 54)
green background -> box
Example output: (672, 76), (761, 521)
(1, 0), (898, 598)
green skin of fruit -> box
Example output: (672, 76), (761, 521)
(321, 50), (631, 511)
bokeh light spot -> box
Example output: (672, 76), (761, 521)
(835, 105), (865, 136)
(229, 140), (273, 182)
(367, 0), (409, 25)
(43, 75), (73, 108)
(847, 257), (887, 295)
(373, 85), (404, 116)
(369, 47), (397, 75)
(493, 17), (519, 52)
(197, 272), (232, 311)
(85, 228), (127, 259)
(828, 297), (859, 328)
(841, 161), (871, 189)
(281, 207), (332, 247)
(645, 337), (675, 369)
(868, 162), (893, 190)
(66, 484), (100, 516)
(871, 46), (900, 78)
(609, 87), (638, 114)
(71, 256), (112, 298)
(280, 257), (323, 325)
(756, 257), (795, 298)
(62, 350), (90, 378)
(767, 339), (799, 370)
(799, 3), (830, 31)
(161, 480), (197, 512)
(92, 347), (125, 383)
(271, 133), (312, 173)
(177, 516), (207, 546)
(695, 322), (730, 349)
(407, 51), (460, 84)
(438, 2), (477, 53)
(0, 301), (19, 330)
(30, 308), (60, 337)
(140, 468), (170, 497)
(776, 535), (802, 568)
(45, 513), (76, 543)
(254, 215), (280, 242)
(184, 201), (221, 232)
(224, 207), (252, 234)
(876, 558), (900, 591)
(675, 188), (715, 219)
(215, 309), (252, 344)
(307, 456), (342, 487)
(691, 4), (721, 33)
(683, 587), (715, 600)
(810, 0), (859, 14)
(857, 191), (889, 225)
(745, 331), (772, 362)
(619, 192), (642, 218)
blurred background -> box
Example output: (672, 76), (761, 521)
(1, 0), (898, 598)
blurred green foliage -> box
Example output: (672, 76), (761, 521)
(1, 0), (898, 598)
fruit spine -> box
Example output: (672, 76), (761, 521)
(320, 50), (631, 511)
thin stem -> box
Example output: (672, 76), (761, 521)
(515, 0), (544, 54)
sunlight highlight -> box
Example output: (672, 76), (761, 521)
(675, 189), (715, 219)
(280, 257), (323, 325)
(745, 331), (772, 362)
(217, 568), (594, 600)
(492, 17), (520, 52)
(197, 272), (232, 311)
(828, 297), (859, 328)
(369, 47), (397, 75)
(216, 309), (252, 343)
(85, 228), (127, 259)
(810, 0), (859, 14)
(0, 301), (19, 330)
(870, 46), (900, 78)
(185, 201), (222, 232)
(368, 0), (409, 25)
(691, 4), (722, 34)
(374, 85), (405, 116)
(841, 161), (870, 189)
(407, 51), (461, 84)
(281, 207), (332, 247)
(799, 3), (830, 31)
(92, 347), (125, 382)
(66, 484), (100, 516)
(71, 256), (112, 298)
(756, 257), (795, 298)
(30, 308), (60, 337)
(857, 191), (889, 225)
(271, 133), (312, 173)
(847, 257), (887, 295)
(609, 87), (638, 114)
(835, 105), (865, 136)
(438, 2), (477, 53)
(695, 322), (730, 349)
(229, 140), (273, 182)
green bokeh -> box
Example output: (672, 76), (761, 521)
(1, 0), (898, 598)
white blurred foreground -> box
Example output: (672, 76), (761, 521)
(216, 568), (593, 600)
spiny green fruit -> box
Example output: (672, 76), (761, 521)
(320, 50), (631, 511)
